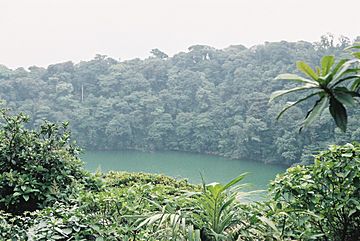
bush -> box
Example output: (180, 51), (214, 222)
(77, 172), (199, 240)
(0, 110), (84, 214)
(0, 171), (200, 240)
(104, 171), (194, 189)
(269, 143), (360, 241)
(0, 203), (101, 241)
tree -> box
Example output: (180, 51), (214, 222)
(1, 39), (358, 165)
(150, 48), (168, 59)
(270, 44), (360, 132)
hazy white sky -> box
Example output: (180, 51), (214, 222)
(1, 0), (359, 68)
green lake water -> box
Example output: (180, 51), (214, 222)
(82, 150), (286, 190)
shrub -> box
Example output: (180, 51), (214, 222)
(0, 171), (198, 240)
(270, 143), (360, 241)
(0, 203), (102, 241)
(0, 110), (84, 214)
(103, 171), (194, 189)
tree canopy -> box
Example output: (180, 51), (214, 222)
(1, 37), (359, 165)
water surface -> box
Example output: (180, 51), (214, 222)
(82, 150), (286, 189)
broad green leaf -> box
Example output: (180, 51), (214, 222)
(348, 209), (357, 217)
(329, 97), (347, 132)
(353, 52), (360, 59)
(62, 228), (72, 235)
(187, 225), (194, 240)
(297, 61), (318, 80)
(275, 74), (318, 85)
(345, 43), (360, 50)
(301, 97), (328, 130)
(331, 73), (360, 87)
(334, 87), (355, 107)
(321, 55), (335, 76)
(52, 235), (64, 240)
(73, 226), (81, 232)
(333, 59), (358, 81)
(269, 85), (317, 102)
(219, 197), (235, 214)
(276, 91), (322, 120)
(341, 152), (353, 157)
(195, 230), (201, 241)
(90, 225), (100, 232)
(258, 216), (278, 231)
(276, 92), (321, 120)
(351, 77), (360, 91)
(54, 227), (66, 236)
(310, 234), (326, 239)
(319, 73), (333, 85)
(222, 172), (247, 191)
(332, 59), (348, 74)
(23, 195), (29, 201)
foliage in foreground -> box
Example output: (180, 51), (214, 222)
(0, 171), (200, 240)
(0, 109), (84, 214)
(0, 111), (359, 240)
(1, 148), (360, 240)
(269, 142), (360, 240)
(193, 173), (248, 240)
(2, 143), (359, 241)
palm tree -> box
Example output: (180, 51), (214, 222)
(270, 44), (360, 132)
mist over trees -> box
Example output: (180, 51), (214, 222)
(1, 36), (359, 165)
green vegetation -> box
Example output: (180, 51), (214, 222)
(269, 143), (360, 240)
(193, 174), (247, 240)
(0, 110), (359, 240)
(0, 109), (83, 214)
(1, 38), (360, 240)
(271, 44), (360, 132)
(1, 36), (359, 165)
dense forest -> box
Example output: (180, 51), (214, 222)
(1, 36), (359, 165)
(1, 38), (359, 240)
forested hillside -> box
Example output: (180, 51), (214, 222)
(1, 37), (359, 165)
